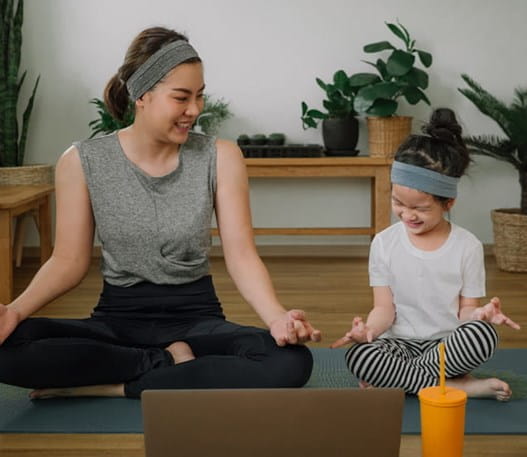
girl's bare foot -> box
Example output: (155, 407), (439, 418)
(447, 375), (512, 401)
(166, 341), (195, 364)
(359, 380), (372, 389)
(29, 383), (125, 400)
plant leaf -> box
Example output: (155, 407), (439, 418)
(386, 50), (415, 76)
(333, 70), (348, 92)
(307, 109), (327, 119)
(366, 99), (398, 117)
(400, 68), (429, 90)
(402, 86), (430, 105)
(354, 82), (399, 113)
(364, 41), (394, 53)
(18, 75), (40, 165)
(416, 49), (433, 67)
(386, 22), (408, 46)
(348, 72), (381, 88)
(316, 78), (327, 91)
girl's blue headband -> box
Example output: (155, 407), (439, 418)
(391, 161), (459, 198)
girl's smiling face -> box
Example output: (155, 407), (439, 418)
(391, 184), (454, 236)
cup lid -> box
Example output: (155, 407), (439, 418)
(418, 386), (467, 406)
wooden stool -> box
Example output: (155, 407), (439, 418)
(13, 209), (40, 267)
(0, 185), (54, 304)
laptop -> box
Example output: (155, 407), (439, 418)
(142, 388), (405, 457)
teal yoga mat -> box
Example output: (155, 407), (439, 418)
(0, 348), (526, 434)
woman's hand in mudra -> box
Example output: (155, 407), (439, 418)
(0, 304), (20, 345)
(270, 309), (321, 346)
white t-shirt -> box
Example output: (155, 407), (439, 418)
(369, 222), (485, 340)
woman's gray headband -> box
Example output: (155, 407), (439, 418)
(126, 40), (200, 101)
(391, 161), (459, 198)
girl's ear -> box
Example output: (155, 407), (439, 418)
(445, 198), (456, 211)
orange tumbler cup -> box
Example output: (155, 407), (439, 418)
(418, 386), (467, 457)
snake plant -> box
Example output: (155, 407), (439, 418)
(0, 0), (40, 167)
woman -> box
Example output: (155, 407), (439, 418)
(0, 26), (320, 399)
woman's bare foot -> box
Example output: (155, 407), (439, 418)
(29, 383), (125, 400)
(166, 341), (195, 364)
(447, 375), (512, 401)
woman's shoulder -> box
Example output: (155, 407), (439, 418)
(73, 132), (118, 157)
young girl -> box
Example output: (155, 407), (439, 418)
(332, 108), (520, 401)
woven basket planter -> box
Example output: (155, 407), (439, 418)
(491, 208), (527, 272)
(367, 116), (412, 159)
(0, 164), (54, 185)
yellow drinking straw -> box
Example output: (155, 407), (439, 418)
(439, 342), (446, 395)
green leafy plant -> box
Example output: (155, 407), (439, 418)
(301, 70), (368, 129)
(88, 98), (134, 139)
(0, 0), (40, 167)
(88, 94), (232, 138)
(458, 74), (527, 214)
(352, 20), (432, 117)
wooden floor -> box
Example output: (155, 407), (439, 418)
(1, 247), (526, 456)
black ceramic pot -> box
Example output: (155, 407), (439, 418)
(322, 116), (359, 156)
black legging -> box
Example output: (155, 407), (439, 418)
(0, 276), (313, 398)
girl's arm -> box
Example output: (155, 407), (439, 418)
(364, 286), (396, 339)
(214, 139), (320, 345)
(458, 296), (480, 321)
(3, 147), (95, 335)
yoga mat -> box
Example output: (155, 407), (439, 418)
(0, 348), (526, 434)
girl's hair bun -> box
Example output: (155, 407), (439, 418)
(422, 108), (462, 146)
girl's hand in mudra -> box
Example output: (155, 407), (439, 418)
(270, 309), (321, 346)
(330, 316), (374, 348)
(471, 297), (521, 330)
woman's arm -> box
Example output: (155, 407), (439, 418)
(6, 146), (95, 323)
(214, 139), (320, 344)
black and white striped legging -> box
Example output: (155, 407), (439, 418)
(345, 320), (498, 394)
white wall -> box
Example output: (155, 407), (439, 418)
(20, 0), (525, 245)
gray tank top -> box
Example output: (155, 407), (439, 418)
(75, 131), (216, 286)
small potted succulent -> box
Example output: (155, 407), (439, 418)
(301, 69), (363, 156)
(249, 134), (268, 145)
(267, 133), (286, 146)
(352, 20), (433, 158)
(236, 134), (250, 146)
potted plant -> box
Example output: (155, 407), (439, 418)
(458, 74), (527, 272)
(89, 94), (232, 137)
(193, 95), (233, 135)
(0, 0), (48, 185)
(301, 69), (367, 156)
(352, 20), (433, 158)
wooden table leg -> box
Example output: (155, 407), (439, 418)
(39, 195), (52, 265)
(373, 166), (392, 234)
(0, 210), (14, 304)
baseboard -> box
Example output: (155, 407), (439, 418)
(21, 244), (494, 259)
